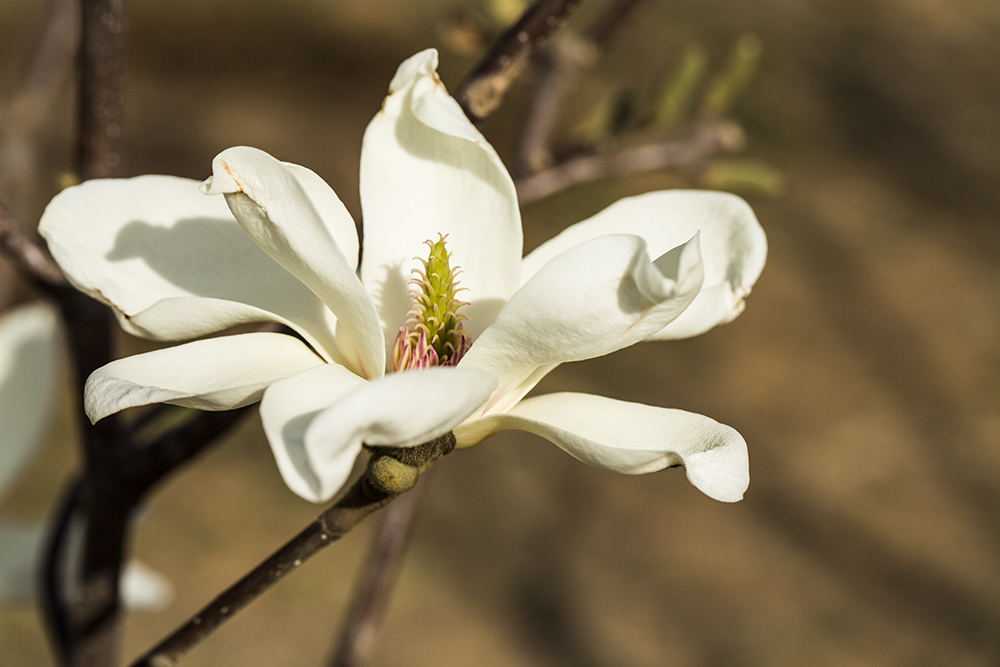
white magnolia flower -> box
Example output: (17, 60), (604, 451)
(0, 303), (171, 609)
(39, 49), (766, 505)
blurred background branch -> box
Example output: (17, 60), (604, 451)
(0, 202), (65, 289)
(456, 0), (583, 120)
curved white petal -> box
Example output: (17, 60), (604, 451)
(261, 364), (497, 503)
(38, 175), (343, 358)
(359, 48), (522, 345)
(523, 191), (767, 339)
(460, 234), (704, 415)
(84, 333), (324, 423)
(0, 303), (60, 496)
(453, 392), (749, 502)
(121, 296), (340, 364)
(280, 162), (361, 268)
(260, 364), (368, 503)
(204, 147), (384, 379)
(302, 367), (497, 502)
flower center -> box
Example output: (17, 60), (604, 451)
(391, 234), (471, 372)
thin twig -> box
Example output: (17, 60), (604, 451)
(456, 0), (584, 120)
(515, 120), (745, 206)
(0, 201), (66, 288)
(123, 407), (253, 496)
(514, 0), (649, 175)
(515, 36), (594, 175)
(328, 477), (427, 667)
(129, 477), (399, 667)
(131, 434), (456, 666)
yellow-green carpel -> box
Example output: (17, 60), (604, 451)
(391, 235), (471, 372)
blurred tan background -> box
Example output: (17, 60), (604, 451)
(1, 0), (999, 665)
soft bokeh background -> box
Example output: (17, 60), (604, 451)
(1, 0), (999, 664)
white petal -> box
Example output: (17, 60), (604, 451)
(460, 234), (704, 415)
(204, 147), (384, 379)
(84, 333), (324, 423)
(359, 49), (522, 345)
(280, 162), (361, 269)
(259, 364), (368, 503)
(523, 190), (767, 339)
(454, 392), (749, 502)
(0, 303), (60, 496)
(38, 175), (344, 359)
(121, 296), (340, 364)
(261, 364), (497, 503)
(302, 367), (497, 502)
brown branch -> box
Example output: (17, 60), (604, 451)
(130, 477), (398, 667)
(515, 120), (746, 206)
(456, 0), (584, 120)
(75, 0), (126, 180)
(0, 201), (66, 288)
(129, 434), (455, 666)
(124, 407), (253, 496)
(328, 477), (426, 667)
(45, 2), (131, 666)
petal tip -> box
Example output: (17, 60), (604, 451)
(684, 432), (750, 503)
(205, 146), (267, 195)
(389, 48), (440, 94)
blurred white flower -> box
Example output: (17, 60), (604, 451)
(0, 303), (171, 610)
(39, 49), (766, 506)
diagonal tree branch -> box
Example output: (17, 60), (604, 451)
(515, 119), (746, 206)
(327, 476), (427, 667)
(456, 0), (584, 120)
(130, 478), (393, 667)
(129, 435), (454, 666)
(123, 407), (253, 497)
(0, 201), (66, 289)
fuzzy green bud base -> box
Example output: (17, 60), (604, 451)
(363, 432), (457, 496)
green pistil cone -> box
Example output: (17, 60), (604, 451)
(392, 235), (471, 372)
